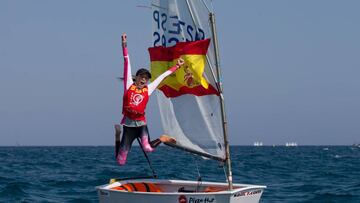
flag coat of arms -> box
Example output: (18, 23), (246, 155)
(148, 39), (218, 98)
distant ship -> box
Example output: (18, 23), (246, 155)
(254, 142), (263, 147)
(285, 142), (298, 147)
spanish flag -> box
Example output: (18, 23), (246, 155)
(148, 39), (219, 98)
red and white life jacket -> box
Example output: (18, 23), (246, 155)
(122, 84), (149, 121)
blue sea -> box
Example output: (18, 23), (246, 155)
(0, 146), (359, 203)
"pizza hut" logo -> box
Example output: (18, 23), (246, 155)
(179, 195), (216, 203)
(178, 195), (187, 203)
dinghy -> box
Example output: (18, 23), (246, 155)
(98, 179), (265, 203)
(97, 0), (266, 202)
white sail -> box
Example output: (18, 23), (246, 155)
(151, 0), (225, 160)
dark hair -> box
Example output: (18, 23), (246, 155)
(135, 68), (151, 79)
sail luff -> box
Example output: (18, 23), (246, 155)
(209, 12), (233, 190)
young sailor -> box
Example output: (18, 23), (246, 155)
(116, 33), (184, 165)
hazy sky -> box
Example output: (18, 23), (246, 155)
(1, 0), (359, 146)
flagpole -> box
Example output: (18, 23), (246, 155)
(209, 12), (233, 190)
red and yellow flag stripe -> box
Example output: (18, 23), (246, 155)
(148, 39), (219, 98)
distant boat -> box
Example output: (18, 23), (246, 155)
(285, 142), (298, 147)
(253, 142), (263, 147)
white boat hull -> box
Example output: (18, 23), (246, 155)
(97, 179), (266, 203)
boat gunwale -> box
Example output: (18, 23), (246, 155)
(96, 179), (266, 196)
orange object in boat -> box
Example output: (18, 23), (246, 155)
(112, 182), (162, 192)
(204, 186), (227, 192)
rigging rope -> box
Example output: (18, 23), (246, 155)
(192, 155), (202, 192)
(136, 137), (157, 178)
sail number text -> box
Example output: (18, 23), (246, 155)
(153, 10), (205, 47)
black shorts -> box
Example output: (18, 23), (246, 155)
(120, 125), (150, 151)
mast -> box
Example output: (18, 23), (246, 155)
(209, 12), (233, 190)
(184, 0), (233, 190)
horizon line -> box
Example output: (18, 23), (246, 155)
(0, 144), (358, 147)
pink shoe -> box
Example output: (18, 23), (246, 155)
(141, 136), (154, 152)
(116, 150), (128, 165)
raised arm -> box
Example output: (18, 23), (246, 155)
(122, 33), (133, 92)
(148, 58), (185, 95)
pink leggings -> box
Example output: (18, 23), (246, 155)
(116, 125), (153, 165)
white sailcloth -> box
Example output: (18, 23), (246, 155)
(151, 0), (225, 160)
